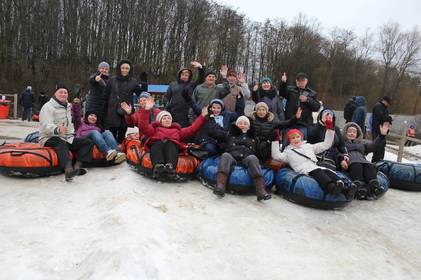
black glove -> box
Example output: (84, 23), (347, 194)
(182, 89), (193, 103)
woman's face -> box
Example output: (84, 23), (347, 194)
(256, 107), (268, 118)
(346, 127), (358, 140)
(120, 63), (130, 76)
(211, 103), (222, 116)
(161, 115), (172, 127)
(236, 120), (250, 133)
(289, 134), (303, 148)
(262, 81), (271, 91)
(87, 114), (97, 124)
(180, 70), (190, 82)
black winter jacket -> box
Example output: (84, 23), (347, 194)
(225, 125), (257, 161)
(20, 89), (34, 108)
(86, 71), (109, 119)
(279, 82), (320, 126)
(371, 101), (390, 135)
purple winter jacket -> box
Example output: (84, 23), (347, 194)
(76, 121), (103, 137)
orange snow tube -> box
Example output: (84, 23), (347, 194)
(0, 143), (63, 177)
(126, 141), (200, 181)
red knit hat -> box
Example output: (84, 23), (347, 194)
(287, 129), (303, 141)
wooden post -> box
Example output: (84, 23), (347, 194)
(13, 93), (18, 119)
(397, 123), (408, 163)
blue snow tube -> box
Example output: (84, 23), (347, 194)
(274, 168), (354, 210)
(197, 157), (274, 194)
(376, 160), (421, 191)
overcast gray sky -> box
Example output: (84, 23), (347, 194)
(216, 0), (420, 35)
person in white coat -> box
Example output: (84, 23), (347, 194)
(271, 120), (355, 199)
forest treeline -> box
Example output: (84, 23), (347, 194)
(0, 0), (420, 114)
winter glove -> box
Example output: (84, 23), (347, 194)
(325, 119), (334, 130)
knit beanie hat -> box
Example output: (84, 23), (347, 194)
(156, 111), (172, 123)
(98, 61), (110, 70)
(139, 91), (151, 99)
(209, 98), (224, 109)
(55, 82), (69, 92)
(205, 70), (217, 78)
(287, 129), (303, 141)
(260, 77), (272, 84)
(255, 102), (269, 112)
(235, 116), (250, 127)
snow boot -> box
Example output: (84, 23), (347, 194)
(214, 172), (228, 197)
(254, 176), (271, 201)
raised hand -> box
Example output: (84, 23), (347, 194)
(281, 72), (287, 83)
(190, 61), (202, 68)
(238, 72), (246, 84)
(295, 107), (302, 119)
(380, 122), (391, 135)
(120, 102), (132, 114)
(220, 64), (228, 78)
(145, 96), (155, 110)
(252, 81), (259, 92)
(95, 74), (102, 82)
(201, 106), (208, 117)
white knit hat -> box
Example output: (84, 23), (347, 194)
(235, 115), (250, 127)
(156, 111), (172, 123)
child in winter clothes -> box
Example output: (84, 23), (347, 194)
(122, 92), (161, 142)
(136, 106), (208, 180)
(341, 122), (390, 199)
(76, 111), (126, 163)
(196, 98), (244, 156)
(271, 120), (355, 198)
(214, 116), (272, 201)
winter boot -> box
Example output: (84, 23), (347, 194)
(254, 176), (271, 201)
(73, 161), (87, 176)
(214, 172), (228, 197)
(353, 180), (368, 200)
(152, 163), (166, 179)
(164, 163), (177, 180)
(367, 179), (385, 199)
(342, 181), (357, 201)
(64, 161), (75, 182)
(326, 181), (342, 196)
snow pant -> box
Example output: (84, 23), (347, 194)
(150, 140), (179, 167)
(109, 126), (127, 144)
(371, 131), (385, 163)
(22, 106), (32, 121)
(84, 130), (120, 154)
(217, 153), (263, 178)
(308, 168), (341, 192)
(44, 136), (93, 168)
(348, 162), (377, 183)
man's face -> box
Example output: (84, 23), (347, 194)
(99, 67), (109, 75)
(289, 133), (303, 148)
(55, 89), (68, 103)
(205, 74), (216, 86)
(296, 78), (308, 89)
(382, 100), (390, 107)
(120, 63), (130, 76)
(211, 103), (222, 116)
(180, 70), (190, 82)
(346, 127), (358, 140)
(139, 97), (147, 108)
(227, 75), (237, 85)
(261, 81), (271, 91)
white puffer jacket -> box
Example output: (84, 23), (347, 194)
(271, 129), (334, 174)
(39, 98), (75, 145)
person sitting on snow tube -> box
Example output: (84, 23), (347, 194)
(76, 111), (126, 163)
(271, 121), (355, 199)
(307, 108), (348, 170)
(126, 102), (208, 180)
(39, 83), (94, 182)
(250, 102), (301, 163)
(123, 92), (161, 143)
(213, 116), (272, 201)
(341, 121), (391, 199)
(196, 98), (244, 156)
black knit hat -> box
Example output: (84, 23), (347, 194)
(382, 96), (392, 104)
(55, 82), (69, 92)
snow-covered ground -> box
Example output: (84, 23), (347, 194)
(1, 119), (421, 280)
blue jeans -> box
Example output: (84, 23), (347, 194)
(86, 130), (120, 153)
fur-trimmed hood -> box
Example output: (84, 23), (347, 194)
(342, 122), (363, 144)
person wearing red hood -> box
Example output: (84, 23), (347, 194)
(164, 61), (205, 128)
(104, 59), (143, 143)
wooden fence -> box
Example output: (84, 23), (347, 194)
(388, 123), (421, 162)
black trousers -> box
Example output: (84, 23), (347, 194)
(371, 131), (385, 163)
(45, 137), (93, 168)
(308, 168), (340, 192)
(348, 162), (377, 183)
(150, 141), (179, 167)
(109, 126), (127, 144)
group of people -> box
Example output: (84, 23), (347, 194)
(37, 59), (394, 201)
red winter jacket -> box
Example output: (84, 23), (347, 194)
(125, 107), (161, 139)
(139, 114), (206, 151)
